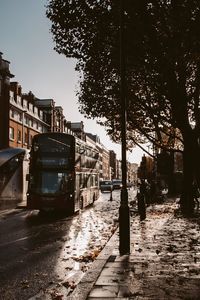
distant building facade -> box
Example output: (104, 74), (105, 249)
(67, 121), (86, 140)
(34, 98), (65, 133)
(101, 145), (110, 180)
(128, 162), (138, 185)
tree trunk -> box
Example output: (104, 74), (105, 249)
(180, 134), (198, 216)
(167, 152), (176, 195)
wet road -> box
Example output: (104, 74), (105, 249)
(0, 189), (136, 300)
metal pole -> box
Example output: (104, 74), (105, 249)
(119, 0), (130, 255)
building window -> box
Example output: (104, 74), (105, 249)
(17, 130), (21, 143)
(9, 127), (14, 140)
(25, 132), (28, 144)
(25, 116), (29, 125)
(23, 99), (28, 109)
(10, 109), (15, 118)
(39, 110), (43, 119)
(29, 103), (33, 112)
(34, 107), (38, 115)
(17, 95), (21, 105)
(10, 91), (14, 102)
(19, 112), (22, 122)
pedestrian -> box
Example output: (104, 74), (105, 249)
(140, 179), (150, 205)
(139, 179), (146, 195)
(145, 180), (151, 205)
(137, 191), (146, 221)
(192, 181), (199, 210)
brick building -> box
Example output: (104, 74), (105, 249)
(9, 82), (49, 149)
(0, 52), (14, 149)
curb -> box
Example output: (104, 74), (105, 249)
(68, 228), (119, 300)
(29, 225), (120, 300)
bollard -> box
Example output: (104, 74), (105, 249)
(110, 189), (113, 201)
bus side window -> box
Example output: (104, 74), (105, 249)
(90, 175), (93, 187)
(95, 175), (99, 187)
(80, 173), (84, 189)
(84, 174), (88, 188)
(88, 175), (92, 188)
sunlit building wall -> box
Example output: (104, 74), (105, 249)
(9, 82), (49, 149)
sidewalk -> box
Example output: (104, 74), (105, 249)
(69, 198), (200, 300)
(0, 200), (26, 218)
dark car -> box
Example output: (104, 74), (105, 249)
(112, 179), (122, 190)
(100, 180), (113, 192)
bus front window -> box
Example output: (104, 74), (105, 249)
(31, 171), (72, 195)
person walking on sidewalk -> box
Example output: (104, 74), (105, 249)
(149, 179), (156, 203)
(137, 191), (146, 220)
(137, 179), (147, 220)
(140, 179), (150, 205)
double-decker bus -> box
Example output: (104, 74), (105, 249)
(27, 132), (99, 214)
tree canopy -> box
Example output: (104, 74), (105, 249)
(46, 0), (200, 154)
(46, 0), (200, 214)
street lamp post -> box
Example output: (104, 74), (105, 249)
(119, 0), (130, 255)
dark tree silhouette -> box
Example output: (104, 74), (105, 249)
(46, 0), (200, 215)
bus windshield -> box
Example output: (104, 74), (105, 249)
(29, 171), (73, 195)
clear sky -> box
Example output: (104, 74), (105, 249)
(0, 0), (145, 163)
